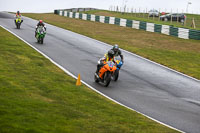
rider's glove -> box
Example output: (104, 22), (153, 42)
(100, 60), (104, 65)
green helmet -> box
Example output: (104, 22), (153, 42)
(113, 44), (119, 52)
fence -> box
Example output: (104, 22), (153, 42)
(54, 10), (200, 40)
(54, 8), (97, 14)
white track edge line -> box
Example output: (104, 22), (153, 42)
(0, 24), (184, 133)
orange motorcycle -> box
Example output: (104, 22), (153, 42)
(94, 61), (117, 87)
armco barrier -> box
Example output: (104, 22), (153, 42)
(139, 21), (147, 31)
(114, 18), (120, 25)
(105, 16), (109, 24)
(154, 24), (162, 33)
(126, 20), (132, 28)
(100, 16), (105, 23)
(87, 14), (91, 21)
(132, 20), (140, 29)
(55, 10), (200, 40)
(146, 23), (154, 32)
(95, 16), (100, 22)
(189, 30), (200, 40)
(79, 13), (82, 19)
(170, 26), (178, 37)
(109, 17), (115, 24)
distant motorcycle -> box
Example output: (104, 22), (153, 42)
(94, 61), (117, 87)
(112, 59), (123, 81)
(35, 26), (46, 44)
(15, 16), (23, 29)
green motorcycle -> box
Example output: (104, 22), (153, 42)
(36, 26), (46, 44)
(15, 16), (23, 29)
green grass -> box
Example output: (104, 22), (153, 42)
(82, 10), (200, 30)
(0, 27), (180, 133)
(22, 13), (200, 80)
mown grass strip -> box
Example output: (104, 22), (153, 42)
(23, 13), (200, 80)
(0, 27), (180, 132)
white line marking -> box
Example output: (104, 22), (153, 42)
(0, 24), (184, 133)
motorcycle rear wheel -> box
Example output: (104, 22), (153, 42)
(113, 70), (119, 81)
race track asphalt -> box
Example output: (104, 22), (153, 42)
(1, 12), (200, 133)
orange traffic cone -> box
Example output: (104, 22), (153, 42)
(76, 73), (81, 86)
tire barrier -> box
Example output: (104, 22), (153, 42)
(54, 10), (200, 40)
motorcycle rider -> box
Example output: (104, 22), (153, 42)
(35, 20), (46, 37)
(111, 44), (124, 63)
(96, 49), (115, 77)
(15, 11), (21, 17)
(14, 11), (23, 24)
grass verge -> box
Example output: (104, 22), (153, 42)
(23, 13), (200, 79)
(0, 27), (180, 132)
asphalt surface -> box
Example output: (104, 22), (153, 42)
(1, 12), (200, 133)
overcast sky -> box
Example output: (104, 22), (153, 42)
(0, 0), (199, 14)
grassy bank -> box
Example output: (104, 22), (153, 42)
(0, 27), (180, 132)
(23, 13), (200, 79)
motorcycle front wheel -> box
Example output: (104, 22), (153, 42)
(94, 73), (99, 83)
(41, 38), (44, 44)
(17, 22), (21, 29)
(103, 71), (111, 87)
(37, 38), (40, 43)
